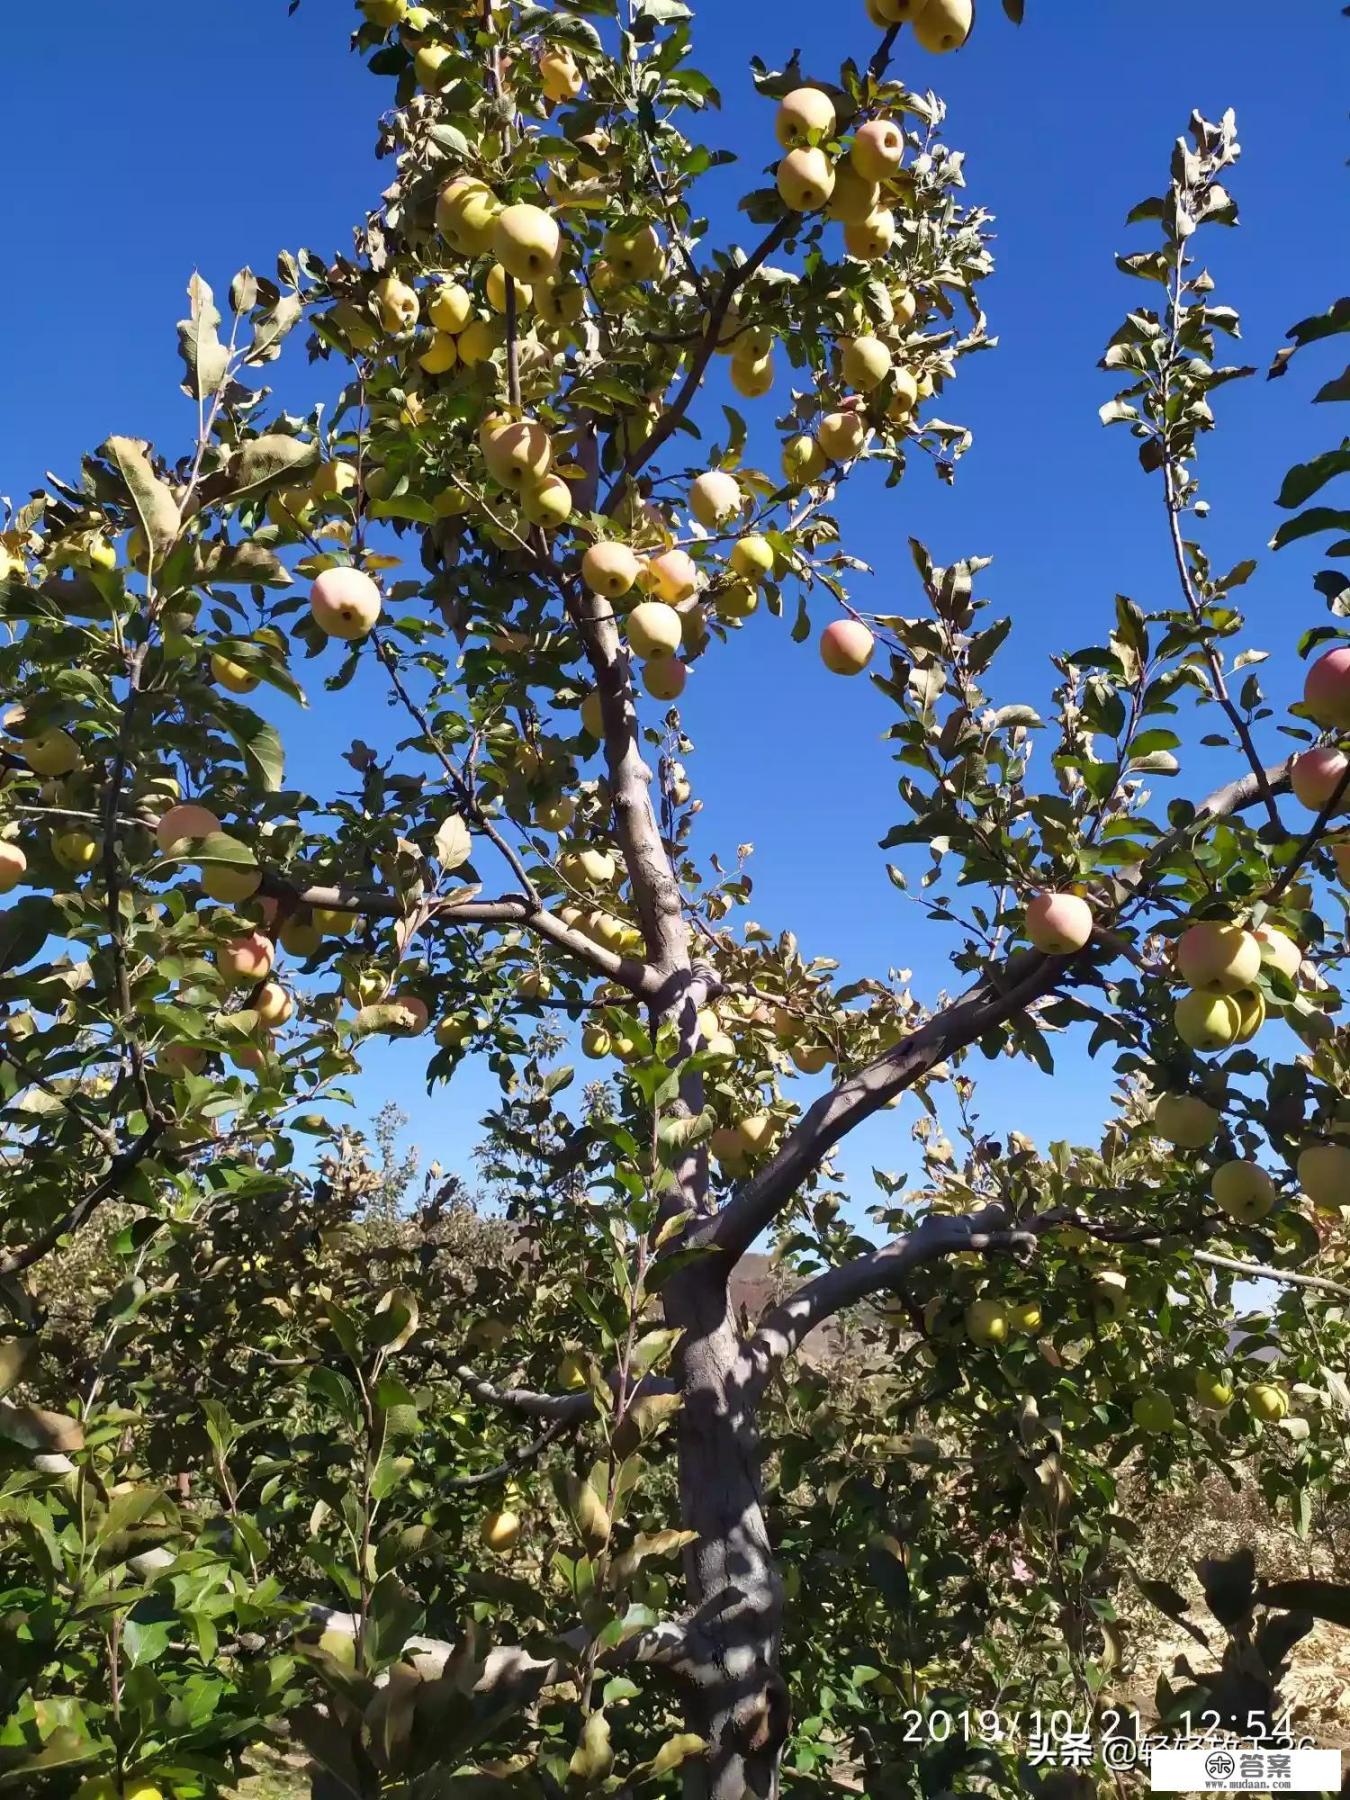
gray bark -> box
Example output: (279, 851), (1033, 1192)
(665, 1259), (788, 1800)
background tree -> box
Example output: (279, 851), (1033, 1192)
(1, 1), (1348, 1797)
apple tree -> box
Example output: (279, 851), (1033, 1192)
(2, 0), (1349, 1796)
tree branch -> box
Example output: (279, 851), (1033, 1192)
(748, 1203), (1013, 1379)
(257, 871), (658, 996)
(1193, 1250), (1350, 1302)
(705, 756), (1293, 1265)
(449, 1361), (678, 1424)
(441, 1414), (577, 1491)
(600, 218), (792, 515)
(0, 1122), (163, 1279)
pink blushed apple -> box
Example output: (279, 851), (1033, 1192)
(155, 803), (222, 854)
(1290, 746), (1349, 813)
(1026, 892), (1095, 956)
(217, 931), (274, 986)
(310, 567), (383, 641)
(819, 619), (875, 675)
(1303, 647), (1350, 731)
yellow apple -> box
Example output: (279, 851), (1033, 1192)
(279, 913), (323, 957)
(0, 842), (26, 893)
(1254, 924), (1302, 983)
(456, 315), (503, 365)
(717, 583), (759, 622)
(436, 176), (502, 254)
(493, 204), (561, 281)
(521, 474), (573, 527)
(560, 845), (616, 886)
(1091, 1269), (1129, 1322)
(730, 352), (774, 398)
(1008, 1300), (1042, 1334)
(427, 280), (473, 334)
(486, 262), (531, 314)
(1174, 991), (1241, 1052)
(602, 222), (664, 282)
(1177, 921), (1261, 994)
(52, 829), (100, 872)
(480, 1509), (522, 1552)
(540, 46), (583, 102)
(689, 470), (743, 530)
(1194, 1370), (1234, 1411)
(627, 601), (683, 659)
(19, 728), (81, 777)
(210, 653), (259, 694)
(418, 331), (459, 374)
(818, 410), (867, 462)
(1152, 1093), (1220, 1150)
(311, 459), (357, 500)
(202, 859), (262, 904)
(483, 419), (552, 487)
(782, 434), (827, 486)
(1131, 1391), (1175, 1433)
(1298, 1143), (1350, 1212)
(776, 87), (837, 150)
(580, 691), (605, 739)
(914, 0), (972, 50)
(1212, 1159), (1276, 1225)
(842, 336), (893, 391)
(1247, 1383), (1289, 1422)
(534, 794), (576, 832)
(776, 147), (835, 212)
(851, 119), (905, 181)
(582, 541), (641, 599)
(255, 981), (294, 1027)
(1231, 987), (1266, 1045)
(535, 276), (586, 326)
(843, 207), (896, 261)
(964, 1298), (1009, 1346)
(432, 1015), (472, 1056)
(373, 274), (419, 335)
(889, 367), (920, 419)
(826, 164), (881, 224)
(730, 535), (774, 583)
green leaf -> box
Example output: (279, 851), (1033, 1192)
(221, 432), (320, 500)
(0, 1401), (84, 1453)
(0, 1337), (37, 1398)
(1276, 442), (1350, 510)
(0, 896), (54, 972)
(176, 272), (230, 401)
(102, 435), (181, 565)
(1256, 1578), (1350, 1628)
(213, 698), (286, 791)
(1270, 506), (1350, 551)
(364, 1574), (424, 1668)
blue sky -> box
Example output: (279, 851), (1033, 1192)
(1, 3), (1345, 1209)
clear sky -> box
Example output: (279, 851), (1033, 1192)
(1, 3), (1344, 1207)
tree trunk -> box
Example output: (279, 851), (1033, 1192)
(667, 1260), (788, 1800)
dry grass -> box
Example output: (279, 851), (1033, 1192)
(1121, 1468), (1350, 1749)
